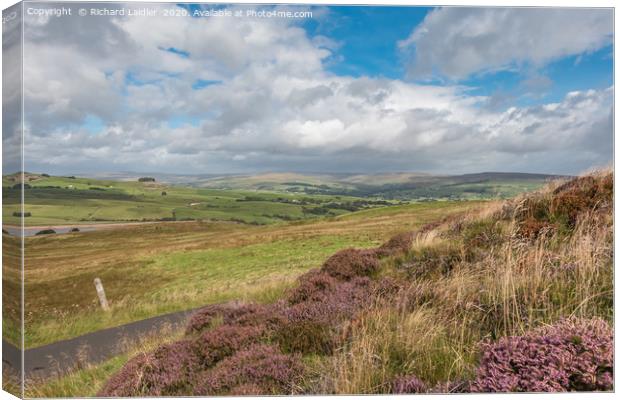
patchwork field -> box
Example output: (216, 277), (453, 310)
(3, 173), (396, 226)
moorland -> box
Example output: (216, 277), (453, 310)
(5, 170), (558, 348)
(91, 170), (612, 396)
(4, 169), (606, 397)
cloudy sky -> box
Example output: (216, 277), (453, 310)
(4, 3), (614, 175)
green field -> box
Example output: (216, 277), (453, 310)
(2, 173), (402, 226)
(2, 171), (555, 227)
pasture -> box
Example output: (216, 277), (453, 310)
(2, 174), (395, 226)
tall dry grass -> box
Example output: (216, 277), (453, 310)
(326, 172), (613, 394)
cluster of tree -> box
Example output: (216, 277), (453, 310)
(236, 196), (324, 205)
(301, 206), (336, 216)
(138, 177), (156, 182)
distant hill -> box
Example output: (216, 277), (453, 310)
(183, 171), (569, 200)
(15, 171), (569, 202)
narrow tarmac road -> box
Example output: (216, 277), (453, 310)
(2, 306), (201, 381)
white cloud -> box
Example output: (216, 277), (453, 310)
(400, 7), (613, 80)
(2, 5), (23, 172)
(17, 5), (614, 176)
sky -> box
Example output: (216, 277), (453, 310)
(2, 3), (614, 175)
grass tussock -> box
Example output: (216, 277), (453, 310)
(327, 170), (613, 393)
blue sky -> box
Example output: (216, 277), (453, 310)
(303, 6), (613, 107)
(176, 4), (613, 102)
(303, 6), (430, 79)
(14, 4), (614, 175)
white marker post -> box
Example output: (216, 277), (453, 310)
(94, 277), (110, 311)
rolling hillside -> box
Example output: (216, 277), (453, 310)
(2, 173), (399, 226)
(2, 171), (560, 226)
(94, 171), (563, 199)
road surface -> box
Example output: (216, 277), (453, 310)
(2, 306), (201, 381)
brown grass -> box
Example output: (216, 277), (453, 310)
(323, 171), (613, 393)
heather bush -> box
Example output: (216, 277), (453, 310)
(391, 374), (427, 393)
(513, 196), (552, 223)
(372, 276), (403, 299)
(98, 353), (152, 396)
(376, 231), (415, 257)
(185, 302), (244, 335)
(193, 325), (266, 367)
(98, 340), (200, 396)
(276, 277), (374, 354)
(551, 193), (590, 228)
(229, 383), (264, 395)
(516, 218), (555, 240)
(276, 315), (334, 355)
(228, 302), (287, 330)
(512, 173), (613, 234)
(186, 302), (281, 335)
(462, 219), (504, 249)
(471, 318), (613, 392)
(321, 248), (380, 280)
(553, 174), (612, 201)
(550, 175), (613, 228)
(286, 269), (338, 305)
(196, 344), (304, 395)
